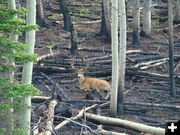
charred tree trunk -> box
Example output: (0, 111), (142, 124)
(59, 0), (72, 32)
(100, 0), (111, 42)
(132, 0), (140, 45)
(70, 26), (78, 57)
(59, 0), (77, 56)
(100, 2), (107, 38)
(174, 0), (180, 23)
(168, 0), (176, 97)
(36, 0), (45, 27)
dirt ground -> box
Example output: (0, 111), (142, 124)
(30, 0), (180, 134)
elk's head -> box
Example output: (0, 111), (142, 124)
(71, 58), (90, 83)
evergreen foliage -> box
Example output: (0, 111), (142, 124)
(0, 0), (39, 134)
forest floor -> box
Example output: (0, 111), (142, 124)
(26, 0), (180, 134)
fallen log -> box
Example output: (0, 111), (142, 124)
(32, 96), (106, 104)
(53, 46), (111, 53)
(32, 96), (50, 103)
(174, 62), (180, 72)
(32, 96), (180, 112)
(128, 55), (165, 62)
(42, 50), (142, 66)
(52, 46), (146, 55)
(87, 50), (142, 61)
(126, 70), (180, 81)
(44, 100), (58, 135)
(139, 88), (180, 95)
(30, 66), (180, 83)
(133, 55), (180, 62)
(54, 102), (109, 131)
(18, 65), (70, 73)
(128, 39), (180, 47)
(37, 51), (61, 62)
(38, 103), (101, 135)
(132, 58), (168, 69)
(140, 60), (168, 70)
(32, 125), (39, 135)
(60, 79), (77, 84)
(85, 113), (165, 135)
(40, 72), (69, 100)
(56, 19), (101, 25)
(42, 55), (180, 72)
(83, 128), (128, 135)
(97, 129), (128, 135)
(124, 102), (180, 111)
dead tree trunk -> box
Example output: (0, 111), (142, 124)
(70, 26), (78, 57)
(36, 0), (45, 26)
(44, 100), (58, 135)
(85, 113), (165, 135)
(174, 0), (180, 23)
(100, 0), (111, 42)
(168, 0), (176, 97)
(110, 0), (119, 116)
(142, 0), (152, 36)
(132, 0), (140, 45)
(59, 0), (78, 56)
(59, 0), (72, 32)
(118, 0), (127, 115)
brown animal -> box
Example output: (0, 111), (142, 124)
(71, 59), (111, 99)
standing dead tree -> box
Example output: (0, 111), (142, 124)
(59, 0), (72, 32)
(36, 0), (45, 27)
(70, 26), (78, 56)
(118, 0), (127, 115)
(142, 0), (152, 37)
(59, 0), (78, 56)
(168, 0), (176, 97)
(100, 0), (111, 42)
(174, 0), (180, 23)
(110, 0), (119, 116)
(132, 0), (140, 45)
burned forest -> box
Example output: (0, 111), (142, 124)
(0, 0), (180, 135)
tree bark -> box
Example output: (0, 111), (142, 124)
(44, 100), (58, 135)
(59, 0), (72, 32)
(70, 27), (78, 56)
(100, 0), (111, 42)
(21, 0), (36, 134)
(110, 0), (119, 116)
(142, 0), (152, 36)
(85, 113), (165, 135)
(174, 0), (180, 23)
(118, 0), (127, 115)
(168, 0), (176, 97)
(36, 0), (45, 26)
(6, 1), (19, 134)
(124, 102), (180, 111)
(132, 0), (140, 45)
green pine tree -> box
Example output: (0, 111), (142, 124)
(0, 1), (39, 135)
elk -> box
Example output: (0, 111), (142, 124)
(71, 59), (111, 99)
